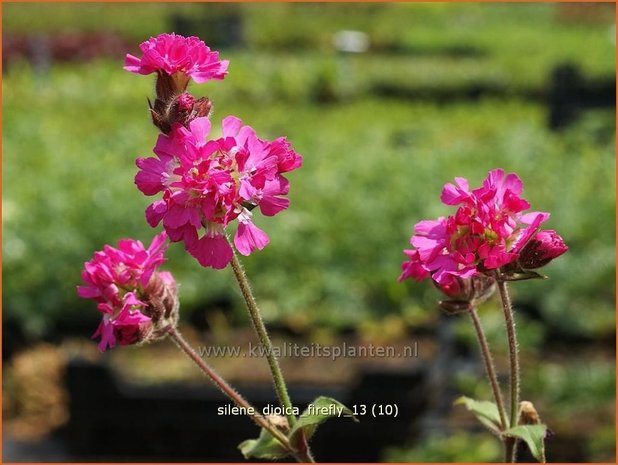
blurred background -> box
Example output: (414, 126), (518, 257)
(2, 2), (615, 462)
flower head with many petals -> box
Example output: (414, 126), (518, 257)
(135, 116), (302, 269)
(399, 169), (564, 288)
(78, 232), (178, 351)
(124, 33), (229, 85)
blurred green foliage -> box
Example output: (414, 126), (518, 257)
(3, 3), (615, 339)
(383, 431), (502, 462)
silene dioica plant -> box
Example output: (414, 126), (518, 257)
(399, 170), (567, 463)
(77, 33), (567, 463)
(77, 33), (356, 462)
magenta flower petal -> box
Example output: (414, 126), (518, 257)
(234, 221), (270, 256)
(398, 249), (430, 282)
(113, 298), (152, 347)
(259, 193), (290, 217)
(187, 234), (233, 269)
(124, 33), (228, 84)
(135, 156), (172, 196)
(222, 115), (243, 138)
(77, 285), (100, 299)
(123, 54), (143, 73)
(92, 318), (116, 352)
(145, 200), (168, 228)
(187, 117), (212, 145)
(441, 177), (472, 205)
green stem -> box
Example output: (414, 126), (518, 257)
(496, 274), (520, 462)
(228, 246), (298, 429)
(166, 327), (293, 454)
(468, 307), (508, 431)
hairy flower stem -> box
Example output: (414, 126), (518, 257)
(496, 274), (520, 462)
(166, 327), (295, 452)
(468, 307), (508, 431)
(228, 248), (298, 429)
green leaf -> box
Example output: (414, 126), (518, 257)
(289, 396), (358, 444)
(455, 396), (502, 434)
(238, 428), (290, 460)
(503, 424), (547, 463)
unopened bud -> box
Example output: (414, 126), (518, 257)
(141, 271), (180, 339)
(518, 230), (568, 270)
(176, 92), (195, 112)
(519, 400), (541, 425)
(149, 92), (212, 134)
(519, 400), (552, 440)
(436, 275), (496, 314)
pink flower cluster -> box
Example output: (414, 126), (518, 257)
(125, 33), (302, 269)
(78, 232), (172, 351)
(399, 169), (566, 287)
(135, 116), (302, 269)
(80, 33), (302, 353)
(124, 33), (229, 84)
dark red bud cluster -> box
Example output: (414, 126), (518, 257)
(148, 71), (213, 134)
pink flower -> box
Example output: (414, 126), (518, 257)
(399, 169), (559, 286)
(124, 33), (228, 84)
(135, 116), (302, 269)
(517, 229), (568, 269)
(92, 293), (152, 352)
(78, 232), (176, 351)
(77, 231), (169, 306)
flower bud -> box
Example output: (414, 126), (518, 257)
(519, 401), (553, 440)
(436, 274), (496, 314)
(518, 230), (568, 269)
(149, 92), (212, 134)
(518, 400), (541, 425)
(142, 270), (180, 339)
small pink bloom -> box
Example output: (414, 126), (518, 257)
(124, 33), (228, 84)
(78, 233), (174, 352)
(78, 231), (168, 306)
